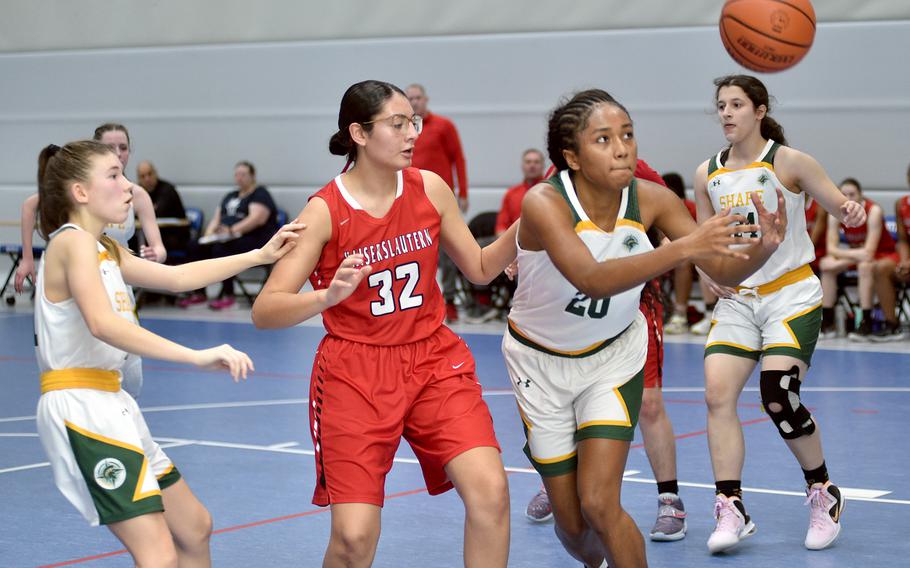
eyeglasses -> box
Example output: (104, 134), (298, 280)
(360, 113), (423, 135)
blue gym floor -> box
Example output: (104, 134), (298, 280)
(0, 306), (907, 567)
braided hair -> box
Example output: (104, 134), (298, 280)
(547, 89), (631, 171)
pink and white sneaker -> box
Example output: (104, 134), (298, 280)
(805, 482), (845, 550)
(208, 295), (236, 310)
(707, 494), (756, 554)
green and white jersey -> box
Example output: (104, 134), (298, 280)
(707, 139), (813, 288)
(507, 170), (652, 357)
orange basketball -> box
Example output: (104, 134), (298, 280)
(719, 0), (816, 73)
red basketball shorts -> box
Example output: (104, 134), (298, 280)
(641, 296), (664, 389)
(309, 326), (500, 507)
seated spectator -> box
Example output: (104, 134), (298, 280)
(896, 163), (910, 287)
(819, 178), (904, 341)
(136, 160), (190, 256)
(178, 161), (278, 310)
(661, 172), (717, 335)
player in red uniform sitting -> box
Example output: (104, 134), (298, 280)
(252, 80), (517, 568)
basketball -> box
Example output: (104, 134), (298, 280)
(719, 0), (816, 73)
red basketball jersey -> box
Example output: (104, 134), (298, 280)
(309, 168), (445, 345)
(841, 199), (895, 253)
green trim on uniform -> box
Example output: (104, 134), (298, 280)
(764, 305), (822, 365)
(764, 141), (781, 164)
(508, 322), (631, 359)
(575, 366), (644, 443)
(545, 172), (582, 225)
(519, 415), (579, 477)
(157, 466), (182, 490)
(623, 179), (641, 223)
(708, 153), (721, 176)
(523, 445), (579, 477)
(704, 344), (762, 361)
(66, 425), (164, 525)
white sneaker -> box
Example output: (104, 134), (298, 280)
(664, 313), (688, 335)
(707, 495), (756, 554)
(805, 482), (845, 550)
(689, 317), (713, 336)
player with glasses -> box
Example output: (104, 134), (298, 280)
(361, 113), (423, 135)
(253, 79), (518, 567)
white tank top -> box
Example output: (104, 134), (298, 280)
(35, 224), (136, 375)
(706, 139), (814, 287)
(102, 203), (136, 247)
(507, 171), (653, 356)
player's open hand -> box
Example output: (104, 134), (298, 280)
(325, 254), (372, 307)
(504, 259), (519, 281)
(752, 188), (787, 251)
(258, 221), (307, 264)
(840, 199), (865, 228)
(193, 344), (254, 382)
(685, 208), (759, 261)
(14, 257), (35, 294)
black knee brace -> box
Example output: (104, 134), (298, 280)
(759, 366), (815, 440)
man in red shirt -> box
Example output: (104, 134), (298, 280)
(407, 84), (469, 321)
(495, 149), (546, 235)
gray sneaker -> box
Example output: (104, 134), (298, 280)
(525, 488), (553, 522)
(870, 321), (908, 342)
(650, 493), (687, 541)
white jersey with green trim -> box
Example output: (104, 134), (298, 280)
(706, 139), (813, 288)
(35, 224), (136, 375)
(508, 170), (652, 354)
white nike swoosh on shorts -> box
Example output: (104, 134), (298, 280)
(451, 362), (465, 369)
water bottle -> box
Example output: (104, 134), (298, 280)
(835, 304), (846, 337)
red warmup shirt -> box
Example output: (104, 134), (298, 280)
(411, 112), (468, 199)
(841, 199), (896, 253)
(805, 198), (827, 261)
(308, 168), (445, 345)
(898, 195), (910, 244)
(495, 177), (543, 234)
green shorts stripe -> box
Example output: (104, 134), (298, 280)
(704, 344), (763, 361)
(576, 366), (644, 443)
(66, 424), (163, 525)
(157, 465), (182, 490)
(765, 304), (821, 365)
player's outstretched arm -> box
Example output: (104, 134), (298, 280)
(423, 170), (518, 284)
(119, 221), (304, 293)
(55, 231), (252, 380)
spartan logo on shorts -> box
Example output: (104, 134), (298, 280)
(623, 235), (639, 252)
(93, 458), (127, 490)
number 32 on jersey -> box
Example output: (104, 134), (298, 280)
(368, 261), (423, 316)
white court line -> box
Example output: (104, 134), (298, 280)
(3, 433), (908, 506)
(660, 387), (910, 393)
(268, 441), (299, 449)
(141, 398), (311, 412)
(0, 398), (312, 424)
(0, 461), (49, 474)
(622, 475), (905, 505)
(0, 432), (38, 437)
(1, 387), (906, 425)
